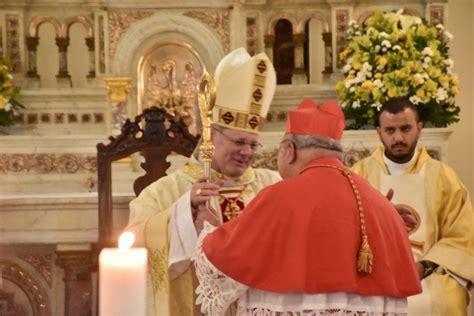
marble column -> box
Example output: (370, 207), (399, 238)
(85, 37), (96, 79)
(56, 249), (95, 316)
(55, 37), (72, 88)
(264, 34), (275, 62)
(26, 36), (40, 78)
(104, 77), (132, 136)
(291, 33), (308, 84)
(25, 36), (41, 88)
(322, 32), (333, 74)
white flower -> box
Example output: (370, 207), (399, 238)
(342, 63), (352, 73)
(373, 102), (383, 111)
(437, 87), (448, 101)
(362, 62), (373, 72)
(341, 102), (348, 108)
(422, 57), (431, 69)
(444, 31), (453, 40)
(422, 47), (434, 56)
(345, 79), (353, 89)
(5, 102), (13, 112)
(355, 71), (366, 83)
(413, 73), (425, 84)
(373, 79), (384, 88)
(436, 24), (444, 31)
(352, 100), (361, 109)
(409, 95), (423, 105)
(382, 47), (387, 53)
(443, 58), (454, 69)
(349, 20), (358, 27)
(350, 86), (356, 92)
(392, 45), (401, 51)
(381, 40), (392, 48)
(446, 106), (456, 113)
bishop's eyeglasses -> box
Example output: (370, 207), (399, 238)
(214, 128), (263, 152)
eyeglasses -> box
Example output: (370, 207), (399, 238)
(214, 128), (263, 152)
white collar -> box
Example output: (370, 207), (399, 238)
(383, 148), (418, 176)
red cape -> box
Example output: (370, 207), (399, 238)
(203, 157), (421, 297)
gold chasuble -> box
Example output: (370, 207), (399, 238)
(127, 157), (280, 316)
(352, 146), (474, 316)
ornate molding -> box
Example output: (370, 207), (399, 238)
(55, 251), (94, 316)
(184, 10), (230, 53)
(15, 112), (104, 125)
(266, 110), (287, 122)
(342, 148), (371, 167)
(109, 11), (154, 57)
(253, 149), (278, 170)
(253, 148), (374, 170)
(0, 260), (51, 316)
(19, 254), (53, 287)
(6, 14), (21, 72)
(55, 251), (94, 282)
(105, 77), (132, 102)
(0, 154), (97, 174)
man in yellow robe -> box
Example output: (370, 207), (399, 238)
(352, 97), (474, 315)
(126, 48), (280, 315)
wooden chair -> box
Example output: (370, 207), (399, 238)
(96, 106), (199, 248)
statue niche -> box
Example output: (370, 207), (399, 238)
(139, 43), (205, 135)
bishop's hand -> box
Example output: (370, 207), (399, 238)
(190, 175), (224, 209)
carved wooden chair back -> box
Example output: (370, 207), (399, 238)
(96, 106), (198, 248)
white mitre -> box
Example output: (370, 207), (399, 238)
(212, 47), (276, 133)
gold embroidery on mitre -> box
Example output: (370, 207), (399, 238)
(257, 60), (267, 73)
(248, 115), (260, 129)
(249, 102), (261, 116)
(216, 107), (263, 130)
(252, 88), (263, 102)
(221, 111), (235, 124)
(254, 74), (266, 87)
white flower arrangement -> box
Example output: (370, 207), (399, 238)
(336, 9), (460, 128)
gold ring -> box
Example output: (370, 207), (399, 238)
(196, 188), (202, 196)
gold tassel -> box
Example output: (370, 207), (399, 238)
(357, 235), (373, 274)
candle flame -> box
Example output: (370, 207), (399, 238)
(118, 232), (135, 251)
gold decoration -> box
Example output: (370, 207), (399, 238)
(138, 42), (204, 135)
(104, 77), (131, 102)
(198, 71), (216, 164)
(148, 246), (169, 292)
(109, 11), (154, 57)
(184, 10), (230, 52)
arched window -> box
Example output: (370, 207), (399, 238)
(273, 19), (294, 84)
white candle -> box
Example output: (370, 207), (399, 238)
(99, 232), (147, 316)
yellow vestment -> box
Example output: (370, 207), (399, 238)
(126, 157), (280, 315)
(352, 146), (474, 315)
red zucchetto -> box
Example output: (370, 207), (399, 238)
(285, 99), (345, 141)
